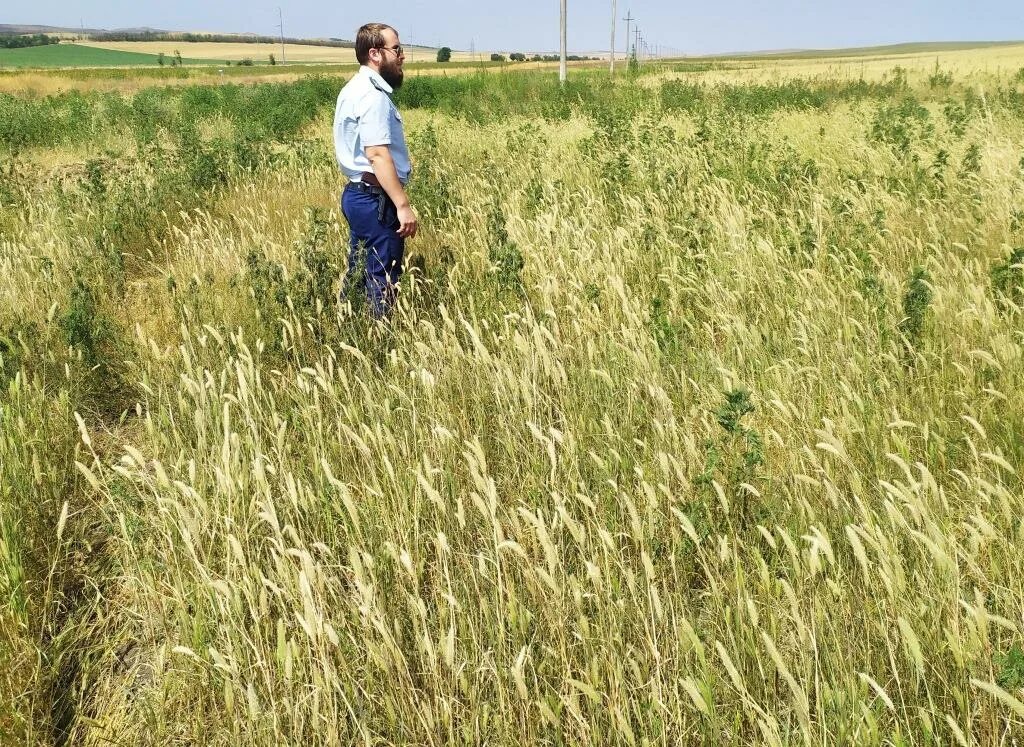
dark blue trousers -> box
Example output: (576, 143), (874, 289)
(340, 184), (405, 318)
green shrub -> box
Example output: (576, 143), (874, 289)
(899, 266), (932, 359)
(942, 99), (973, 138)
(996, 645), (1024, 689)
(698, 388), (765, 525)
(991, 247), (1024, 310)
(487, 203), (524, 292)
(960, 142), (982, 177)
(928, 67), (954, 89)
(871, 97), (933, 154)
(649, 297), (680, 355)
(59, 278), (107, 366)
(407, 123), (455, 220)
(291, 207), (341, 319)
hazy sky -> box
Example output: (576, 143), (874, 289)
(6, 1), (1023, 55)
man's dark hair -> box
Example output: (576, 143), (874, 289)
(355, 23), (394, 65)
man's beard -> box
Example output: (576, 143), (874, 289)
(380, 58), (404, 89)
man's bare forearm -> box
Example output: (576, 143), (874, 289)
(365, 146), (410, 209)
(364, 144), (418, 239)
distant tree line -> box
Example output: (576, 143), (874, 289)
(487, 52), (598, 63)
(0, 33), (61, 49)
(541, 54), (598, 62)
(88, 31), (354, 48)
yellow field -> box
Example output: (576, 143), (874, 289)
(77, 40), (484, 64)
(663, 43), (1024, 85)
(0, 66), (561, 98)
(0, 59), (582, 97)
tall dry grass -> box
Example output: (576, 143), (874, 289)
(1, 59), (1023, 745)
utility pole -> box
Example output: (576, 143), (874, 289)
(277, 7), (286, 64)
(609, 0), (617, 75)
(623, 11), (634, 64)
(634, 27), (641, 64)
(559, 0), (567, 84)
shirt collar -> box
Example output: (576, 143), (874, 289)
(360, 65), (393, 95)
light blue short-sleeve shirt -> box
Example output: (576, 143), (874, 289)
(333, 66), (412, 184)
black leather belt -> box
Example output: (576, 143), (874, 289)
(346, 180), (385, 195)
(350, 172), (407, 190)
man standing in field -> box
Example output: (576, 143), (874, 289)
(334, 22), (418, 318)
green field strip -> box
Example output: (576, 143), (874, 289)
(0, 43), (214, 69)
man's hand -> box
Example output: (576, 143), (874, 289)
(365, 144), (418, 240)
(396, 204), (418, 239)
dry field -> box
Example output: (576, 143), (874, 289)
(0, 60), (581, 97)
(660, 43), (1024, 86)
(2, 47), (1024, 746)
(77, 40), (486, 64)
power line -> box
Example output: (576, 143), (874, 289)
(609, 0), (617, 75)
(623, 10), (635, 65)
(559, 0), (567, 83)
(277, 7), (286, 64)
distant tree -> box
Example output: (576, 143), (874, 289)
(531, 54), (542, 62)
(269, 53), (276, 65)
(239, 58), (254, 66)
(509, 52), (526, 62)
(436, 46), (452, 63)
(174, 49), (183, 66)
(0, 33), (60, 49)
(490, 53), (505, 62)
(157, 52), (165, 66)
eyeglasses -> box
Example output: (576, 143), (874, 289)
(377, 44), (404, 57)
